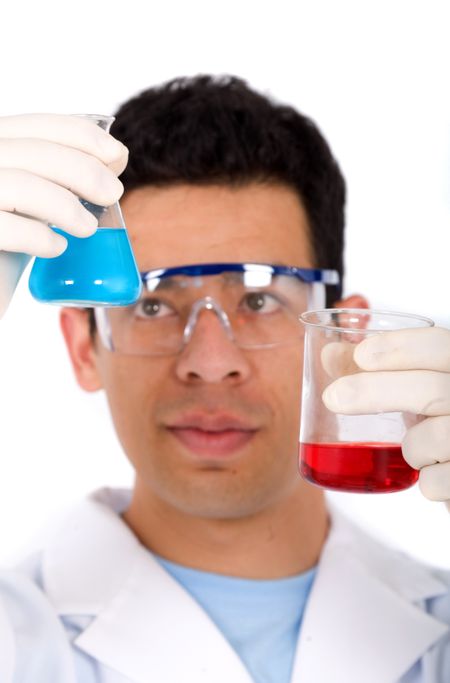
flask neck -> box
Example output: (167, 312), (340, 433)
(75, 113), (115, 132)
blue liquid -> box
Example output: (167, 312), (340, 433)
(29, 228), (143, 306)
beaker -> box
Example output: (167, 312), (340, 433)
(298, 309), (434, 493)
(28, 114), (142, 307)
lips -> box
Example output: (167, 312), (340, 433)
(166, 413), (259, 458)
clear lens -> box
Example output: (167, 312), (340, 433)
(98, 269), (327, 356)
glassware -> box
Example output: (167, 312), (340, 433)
(298, 308), (434, 493)
(28, 114), (142, 307)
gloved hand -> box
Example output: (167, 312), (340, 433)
(322, 326), (450, 505)
(0, 114), (128, 318)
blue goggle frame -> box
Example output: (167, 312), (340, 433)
(140, 262), (340, 286)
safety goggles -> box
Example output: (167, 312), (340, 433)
(94, 263), (340, 356)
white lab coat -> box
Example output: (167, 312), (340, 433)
(2, 487), (450, 683)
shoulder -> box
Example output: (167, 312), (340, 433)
(421, 570), (450, 676)
(426, 567), (450, 624)
(0, 565), (53, 630)
(327, 503), (450, 604)
(0, 565), (76, 682)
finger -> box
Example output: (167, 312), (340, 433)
(0, 212), (67, 257)
(354, 326), (450, 372)
(402, 416), (450, 469)
(0, 114), (128, 172)
(418, 461), (450, 501)
(0, 139), (124, 207)
(322, 370), (450, 416)
(321, 341), (360, 379)
(0, 170), (98, 238)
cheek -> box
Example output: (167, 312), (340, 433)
(255, 345), (305, 484)
(261, 344), (304, 424)
(97, 358), (160, 458)
(99, 353), (169, 402)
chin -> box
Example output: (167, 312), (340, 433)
(157, 473), (288, 520)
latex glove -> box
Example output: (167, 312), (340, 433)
(322, 327), (450, 504)
(0, 114), (128, 318)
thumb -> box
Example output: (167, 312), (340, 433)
(0, 251), (32, 319)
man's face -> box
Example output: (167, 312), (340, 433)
(63, 183), (321, 519)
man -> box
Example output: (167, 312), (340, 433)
(1, 76), (450, 682)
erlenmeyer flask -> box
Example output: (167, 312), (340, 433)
(28, 114), (142, 307)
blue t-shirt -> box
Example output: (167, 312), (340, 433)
(156, 556), (316, 683)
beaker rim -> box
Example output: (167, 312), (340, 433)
(299, 308), (435, 333)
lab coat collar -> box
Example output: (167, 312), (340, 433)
(43, 488), (253, 682)
(42, 488), (449, 683)
(291, 508), (449, 683)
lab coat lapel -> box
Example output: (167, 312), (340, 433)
(291, 509), (449, 683)
(74, 551), (253, 683)
(44, 489), (253, 683)
(43, 490), (450, 683)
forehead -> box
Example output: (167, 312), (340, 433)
(120, 183), (314, 271)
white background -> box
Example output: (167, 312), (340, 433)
(0, 0), (449, 567)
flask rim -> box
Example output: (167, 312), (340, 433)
(71, 113), (115, 131)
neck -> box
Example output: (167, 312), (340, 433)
(123, 480), (329, 579)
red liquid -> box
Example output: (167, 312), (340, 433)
(299, 442), (419, 493)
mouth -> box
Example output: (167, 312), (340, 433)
(166, 413), (259, 458)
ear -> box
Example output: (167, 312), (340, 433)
(59, 308), (103, 392)
(333, 293), (369, 310)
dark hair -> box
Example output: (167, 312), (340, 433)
(87, 74), (345, 339)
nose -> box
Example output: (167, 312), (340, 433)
(175, 306), (252, 384)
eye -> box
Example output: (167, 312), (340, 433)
(241, 291), (282, 314)
(134, 298), (175, 319)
